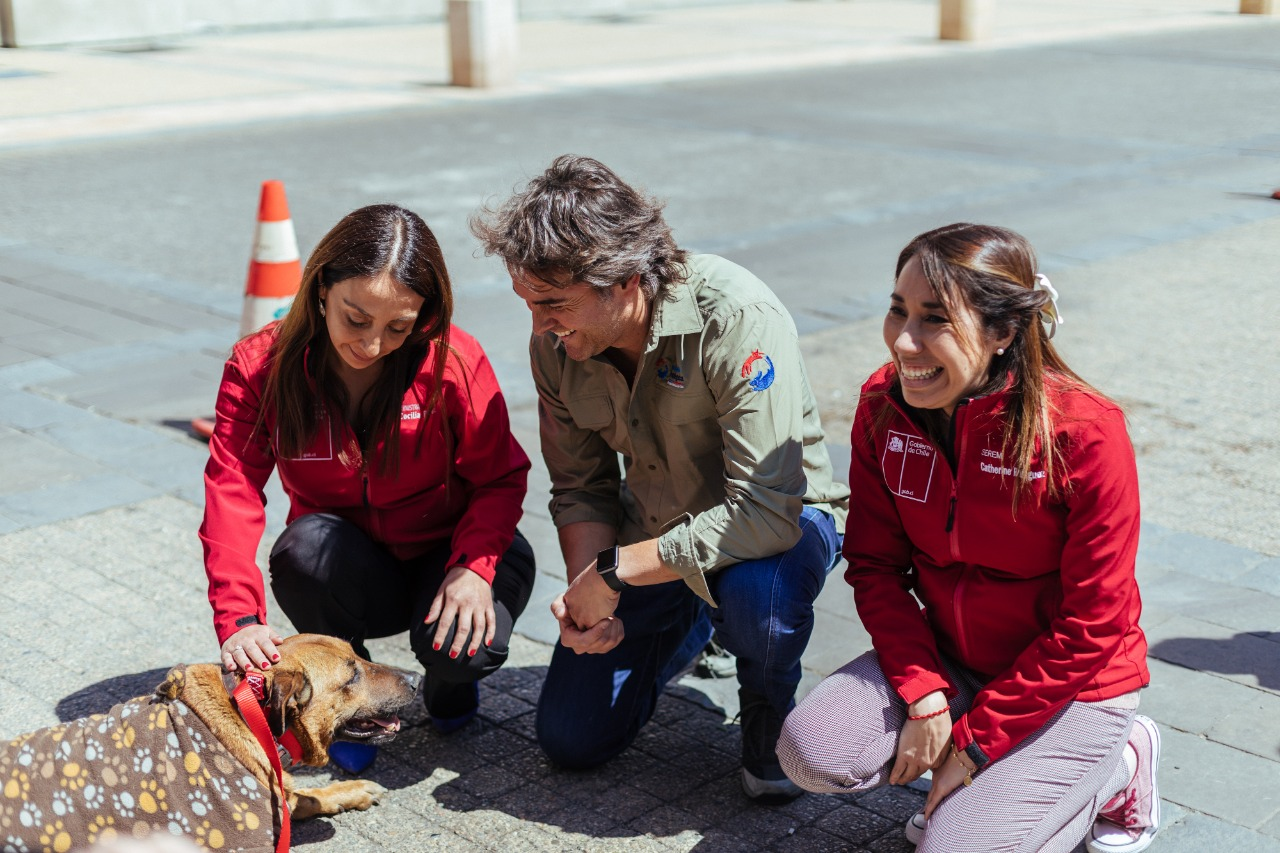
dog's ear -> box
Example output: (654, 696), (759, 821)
(266, 669), (313, 738)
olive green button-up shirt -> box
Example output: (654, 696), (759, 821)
(531, 254), (850, 605)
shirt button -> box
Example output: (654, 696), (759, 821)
(650, 516), (657, 523)
(648, 464), (656, 470)
(631, 418), (639, 427)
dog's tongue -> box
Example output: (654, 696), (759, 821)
(371, 715), (400, 732)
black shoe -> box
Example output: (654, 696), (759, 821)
(737, 688), (802, 804)
(427, 679), (479, 734)
(693, 635), (738, 679)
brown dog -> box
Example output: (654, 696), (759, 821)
(0, 634), (419, 852)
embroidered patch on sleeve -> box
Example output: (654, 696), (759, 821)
(740, 350), (775, 391)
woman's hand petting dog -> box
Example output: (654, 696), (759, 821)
(222, 623), (286, 672)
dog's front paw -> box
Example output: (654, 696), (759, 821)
(291, 780), (387, 818)
(346, 780), (385, 811)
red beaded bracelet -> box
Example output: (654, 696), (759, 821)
(906, 706), (950, 721)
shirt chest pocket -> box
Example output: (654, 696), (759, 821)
(654, 385), (714, 425)
(566, 393), (615, 430)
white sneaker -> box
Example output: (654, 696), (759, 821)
(1086, 715), (1162, 853)
(904, 810), (926, 845)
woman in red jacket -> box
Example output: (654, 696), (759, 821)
(778, 224), (1159, 853)
(200, 204), (534, 770)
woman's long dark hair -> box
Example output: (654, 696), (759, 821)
(258, 204), (453, 473)
(878, 223), (1100, 507)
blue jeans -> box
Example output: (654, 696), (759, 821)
(536, 506), (841, 769)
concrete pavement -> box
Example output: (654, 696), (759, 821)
(2, 2), (1279, 850)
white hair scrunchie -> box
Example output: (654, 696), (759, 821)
(1034, 273), (1064, 339)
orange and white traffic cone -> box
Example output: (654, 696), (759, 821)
(240, 179), (302, 337)
(192, 180), (303, 441)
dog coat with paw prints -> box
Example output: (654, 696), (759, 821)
(1, 670), (278, 853)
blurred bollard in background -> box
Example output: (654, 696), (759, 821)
(448, 0), (520, 87)
(939, 0), (995, 40)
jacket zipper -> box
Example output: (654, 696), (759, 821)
(948, 400), (970, 562)
(952, 565), (972, 663)
(948, 400), (972, 662)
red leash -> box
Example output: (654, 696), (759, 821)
(232, 675), (301, 853)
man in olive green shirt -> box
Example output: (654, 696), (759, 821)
(473, 154), (849, 802)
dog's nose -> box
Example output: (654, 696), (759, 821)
(404, 670), (423, 694)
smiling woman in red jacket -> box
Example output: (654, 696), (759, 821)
(200, 204), (533, 769)
(778, 224), (1160, 853)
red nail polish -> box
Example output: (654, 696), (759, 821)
(433, 644), (441, 651)
(468, 649), (476, 657)
(262, 662), (270, 669)
(272, 655), (280, 661)
(449, 650), (458, 659)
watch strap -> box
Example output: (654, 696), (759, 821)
(596, 545), (628, 592)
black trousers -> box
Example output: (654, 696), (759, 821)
(269, 513), (535, 691)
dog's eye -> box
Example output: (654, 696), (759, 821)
(343, 663), (361, 689)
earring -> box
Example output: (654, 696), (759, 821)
(318, 300), (326, 317)
(996, 347), (1006, 356)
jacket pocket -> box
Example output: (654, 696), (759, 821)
(654, 385), (713, 425)
(566, 393), (614, 430)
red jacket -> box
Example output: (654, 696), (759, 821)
(200, 323), (530, 645)
(845, 363), (1148, 767)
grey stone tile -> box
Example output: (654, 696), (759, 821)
(1259, 807), (1280, 840)
(0, 310), (56, 337)
(39, 415), (171, 460)
(47, 339), (184, 373)
(813, 562), (856, 618)
(1141, 658), (1262, 738)
(0, 474), (159, 527)
(0, 388), (94, 430)
(1239, 559), (1280, 598)
(0, 676), (48, 741)
(0, 428), (108, 493)
(5, 282), (172, 343)
(1160, 727), (1280, 828)
(0, 358), (76, 389)
(517, 581), (566, 648)
(1140, 569), (1280, 636)
(814, 804), (897, 846)
(804, 609), (873, 682)
(108, 439), (210, 493)
(0, 342), (35, 368)
(1156, 812), (1280, 852)
(1145, 614), (1280, 694)
(1205, 695), (1280, 764)
(22, 275), (229, 334)
(1138, 530), (1267, 582)
(3, 325), (111, 358)
(43, 356), (226, 422)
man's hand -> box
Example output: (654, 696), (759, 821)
(562, 560), (621, 630)
(551, 592), (624, 654)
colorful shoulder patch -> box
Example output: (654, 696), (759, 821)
(740, 349), (775, 391)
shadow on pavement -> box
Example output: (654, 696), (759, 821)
(55, 667), (174, 722)
(362, 664), (925, 851)
(1150, 632), (1280, 691)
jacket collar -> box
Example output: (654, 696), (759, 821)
(649, 278), (704, 340)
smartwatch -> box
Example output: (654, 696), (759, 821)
(595, 545), (629, 592)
